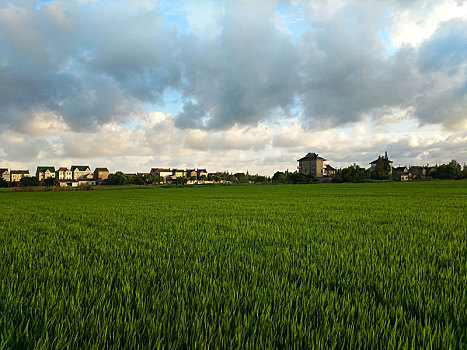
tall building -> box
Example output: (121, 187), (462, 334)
(297, 153), (326, 177)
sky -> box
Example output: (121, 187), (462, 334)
(0, 0), (466, 175)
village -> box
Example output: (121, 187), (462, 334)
(0, 152), (463, 187)
(296, 152), (440, 182)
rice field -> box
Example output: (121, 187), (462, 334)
(0, 181), (466, 349)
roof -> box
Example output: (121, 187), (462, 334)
(186, 169), (196, 172)
(370, 156), (393, 164)
(0, 168), (8, 174)
(36, 166), (55, 173)
(58, 167), (69, 171)
(394, 166), (408, 172)
(94, 168), (109, 172)
(151, 168), (171, 172)
(71, 165), (90, 171)
(325, 165), (335, 170)
(11, 170), (30, 175)
(173, 169), (185, 172)
(197, 169), (207, 172)
(297, 152), (327, 162)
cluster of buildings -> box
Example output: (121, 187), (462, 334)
(0, 166), (109, 187)
(0, 166), (214, 187)
(149, 168), (208, 182)
(297, 152), (436, 181)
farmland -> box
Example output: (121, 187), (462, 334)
(0, 181), (466, 349)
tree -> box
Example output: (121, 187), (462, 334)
(339, 165), (371, 183)
(252, 175), (268, 183)
(461, 164), (467, 179)
(0, 178), (8, 188)
(286, 172), (318, 184)
(431, 160), (462, 179)
(371, 156), (391, 180)
(145, 173), (161, 184)
(272, 172), (287, 183)
(20, 176), (39, 187)
(130, 175), (145, 185)
(44, 177), (59, 186)
(234, 173), (248, 183)
(106, 172), (128, 185)
(173, 177), (188, 185)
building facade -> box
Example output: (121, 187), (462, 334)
(94, 168), (110, 181)
(186, 169), (197, 178)
(71, 166), (93, 180)
(297, 153), (327, 177)
(10, 170), (30, 182)
(36, 166), (56, 181)
(57, 167), (73, 180)
(150, 168), (173, 182)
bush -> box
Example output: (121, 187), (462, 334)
(20, 176), (39, 187)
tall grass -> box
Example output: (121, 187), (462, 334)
(0, 181), (466, 349)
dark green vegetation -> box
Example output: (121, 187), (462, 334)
(0, 181), (466, 349)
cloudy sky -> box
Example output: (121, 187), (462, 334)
(0, 0), (466, 175)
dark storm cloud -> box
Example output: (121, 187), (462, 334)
(0, 0), (466, 133)
(174, 1), (299, 129)
(0, 0), (180, 130)
(296, 2), (444, 129)
(414, 19), (467, 128)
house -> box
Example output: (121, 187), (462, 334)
(297, 152), (327, 177)
(36, 166), (56, 181)
(393, 173), (410, 181)
(0, 168), (10, 182)
(186, 169), (197, 178)
(94, 168), (109, 181)
(409, 166), (427, 179)
(71, 165), (93, 180)
(78, 179), (96, 186)
(392, 166), (412, 181)
(197, 169), (208, 179)
(394, 166), (409, 173)
(369, 155), (393, 174)
(150, 168), (172, 178)
(172, 169), (186, 178)
(324, 165), (336, 176)
(58, 179), (78, 187)
(57, 167), (73, 180)
(10, 170), (30, 182)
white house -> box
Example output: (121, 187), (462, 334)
(57, 167), (73, 180)
(71, 165), (93, 180)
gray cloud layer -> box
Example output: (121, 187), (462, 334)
(0, 0), (466, 134)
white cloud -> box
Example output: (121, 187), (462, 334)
(389, 0), (467, 48)
(1, 111), (465, 175)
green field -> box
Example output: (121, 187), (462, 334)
(0, 181), (466, 349)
